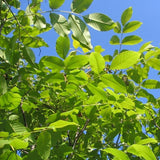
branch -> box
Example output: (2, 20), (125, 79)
(19, 99), (28, 128)
(148, 110), (160, 130)
(115, 133), (121, 147)
(72, 119), (90, 149)
(67, 119), (90, 159)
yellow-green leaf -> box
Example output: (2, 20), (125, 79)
(83, 13), (115, 31)
(110, 51), (141, 70)
(71, 0), (93, 13)
(49, 0), (65, 9)
(122, 35), (143, 45)
(103, 148), (130, 160)
(142, 79), (160, 89)
(110, 35), (120, 45)
(127, 144), (156, 160)
(121, 7), (133, 26)
(123, 21), (142, 33)
(89, 52), (105, 74)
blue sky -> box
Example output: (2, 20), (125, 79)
(20, 0), (160, 98)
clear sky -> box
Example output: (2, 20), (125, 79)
(20, 0), (160, 98)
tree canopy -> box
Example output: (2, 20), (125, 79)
(0, 0), (160, 159)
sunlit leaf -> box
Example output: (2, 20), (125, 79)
(56, 36), (70, 59)
(110, 51), (141, 70)
(0, 87), (21, 110)
(142, 79), (160, 89)
(94, 45), (105, 53)
(83, 13), (115, 31)
(110, 35), (120, 45)
(101, 74), (127, 93)
(114, 22), (121, 33)
(49, 120), (78, 131)
(123, 21), (142, 33)
(0, 76), (7, 95)
(89, 52), (105, 74)
(68, 14), (92, 49)
(50, 13), (70, 36)
(49, 0), (65, 9)
(137, 89), (156, 104)
(64, 55), (89, 69)
(122, 35), (143, 45)
(139, 41), (154, 52)
(121, 7), (133, 26)
(10, 139), (28, 149)
(103, 148), (130, 160)
(127, 144), (156, 160)
(103, 55), (113, 62)
(67, 69), (88, 85)
(23, 46), (36, 66)
(39, 56), (64, 72)
(87, 83), (107, 101)
(37, 131), (51, 160)
(71, 0), (93, 13)
(137, 138), (157, 145)
(147, 58), (160, 70)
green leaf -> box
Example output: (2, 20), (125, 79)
(110, 51), (141, 70)
(0, 139), (10, 148)
(49, 0), (65, 9)
(114, 22), (121, 33)
(23, 150), (42, 160)
(139, 41), (154, 52)
(71, 0), (93, 13)
(23, 46), (36, 66)
(0, 87), (21, 110)
(68, 14), (92, 50)
(44, 73), (64, 84)
(87, 83), (107, 101)
(22, 37), (48, 48)
(39, 56), (64, 72)
(123, 21), (142, 33)
(137, 138), (157, 145)
(0, 152), (22, 160)
(67, 69), (88, 85)
(122, 35), (143, 45)
(37, 131), (51, 160)
(137, 89), (156, 104)
(127, 144), (156, 160)
(49, 120), (78, 131)
(103, 148), (130, 160)
(0, 76), (7, 95)
(103, 55), (113, 62)
(34, 14), (46, 29)
(147, 58), (160, 70)
(50, 13), (70, 36)
(110, 35), (120, 45)
(83, 13), (115, 31)
(144, 50), (160, 60)
(121, 7), (133, 26)
(142, 79), (160, 89)
(64, 55), (89, 69)
(56, 36), (70, 59)
(10, 139), (28, 149)
(94, 45), (105, 53)
(89, 52), (105, 74)
(101, 74), (127, 93)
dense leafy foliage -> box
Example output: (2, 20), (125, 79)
(0, 0), (160, 159)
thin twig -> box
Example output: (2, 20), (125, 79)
(115, 133), (121, 147)
(67, 119), (90, 159)
(148, 110), (160, 130)
(20, 99), (28, 127)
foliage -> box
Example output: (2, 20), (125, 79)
(0, 0), (160, 159)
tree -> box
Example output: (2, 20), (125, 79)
(0, 0), (160, 159)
